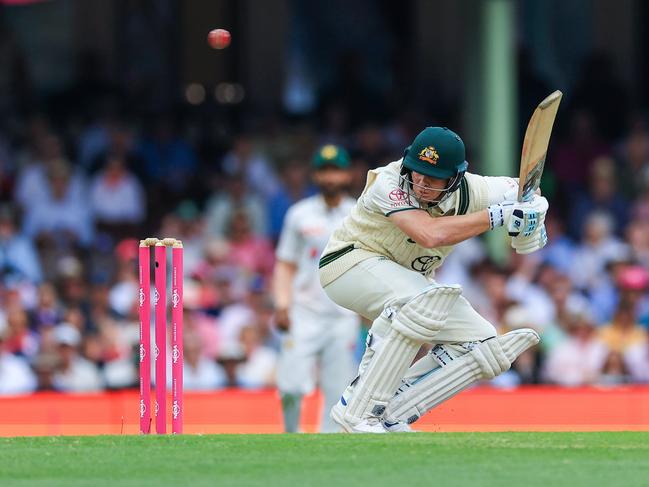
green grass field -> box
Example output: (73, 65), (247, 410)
(1, 432), (648, 487)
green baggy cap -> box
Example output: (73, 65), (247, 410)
(312, 144), (351, 169)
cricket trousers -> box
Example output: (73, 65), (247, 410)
(277, 304), (360, 432)
(322, 256), (497, 345)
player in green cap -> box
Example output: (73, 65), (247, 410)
(318, 127), (548, 433)
(273, 144), (360, 433)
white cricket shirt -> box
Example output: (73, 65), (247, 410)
(276, 194), (357, 316)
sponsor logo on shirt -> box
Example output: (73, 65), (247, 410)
(411, 255), (441, 275)
(389, 188), (410, 207)
(389, 188), (408, 201)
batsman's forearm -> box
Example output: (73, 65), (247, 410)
(422, 210), (491, 247)
(272, 260), (297, 310)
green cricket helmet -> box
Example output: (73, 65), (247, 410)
(400, 127), (468, 203)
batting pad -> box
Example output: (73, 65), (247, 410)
(384, 328), (540, 425)
(344, 285), (462, 423)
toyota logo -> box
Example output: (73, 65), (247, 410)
(389, 189), (408, 201)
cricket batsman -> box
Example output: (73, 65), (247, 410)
(273, 145), (361, 433)
(318, 127), (547, 433)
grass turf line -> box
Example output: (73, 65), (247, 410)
(1, 432), (649, 487)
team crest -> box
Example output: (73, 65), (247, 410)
(418, 146), (439, 164)
(320, 145), (338, 159)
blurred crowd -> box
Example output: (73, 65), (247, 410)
(1, 51), (649, 395)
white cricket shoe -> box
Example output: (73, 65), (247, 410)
(351, 417), (387, 434)
(330, 397), (387, 433)
(382, 420), (415, 433)
(330, 396), (352, 432)
(332, 394), (414, 433)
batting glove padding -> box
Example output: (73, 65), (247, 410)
(507, 195), (549, 237)
(511, 223), (548, 254)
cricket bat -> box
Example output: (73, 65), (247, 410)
(517, 90), (562, 202)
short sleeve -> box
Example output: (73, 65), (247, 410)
(484, 176), (519, 205)
(275, 205), (302, 263)
(365, 171), (420, 217)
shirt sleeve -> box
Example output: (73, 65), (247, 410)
(483, 176), (519, 205)
(365, 170), (420, 217)
(275, 205), (302, 263)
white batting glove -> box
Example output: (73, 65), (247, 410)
(507, 195), (549, 237)
(487, 200), (516, 230)
(511, 223), (548, 254)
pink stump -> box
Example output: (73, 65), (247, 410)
(138, 244), (151, 434)
(171, 244), (184, 434)
(154, 243), (167, 434)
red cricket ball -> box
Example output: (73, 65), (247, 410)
(208, 29), (231, 50)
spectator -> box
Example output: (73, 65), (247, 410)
(568, 156), (629, 238)
(137, 116), (198, 194)
(550, 110), (610, 192)
(505, 255), (555, 331)
(267, 159), (314, 241)
(103, 341), (138, 390)
(235, 325), (277, 389)
(90, 152), (145, 240)
(0, 203), (42, 285)
(597, 351), (630, 386)
(617, 116), (649, 198)
(159, 202), (207, 276)
(0, 318), (37, 395)
(22, 159), (94, 248)
(627, 219), (649, 269)
(543, 309), (609, 386)
(220, 134), (280, 201)
(51, 324), (103, 392)
(32, 283), (63, 329)
(624, 342), (649, 382)
(569, 212), (628, 293)
(204, 172), (268, 238)
(175, 332), (226, 391)
(216, 270), (256, 357)
(4, 305), (38, 359)
(226, 210), (275, 280)
(539, 215), (576, 276)
(15, 134), (86, 212)
(108, 259), (139, 318)
(598, 267), (649, 353)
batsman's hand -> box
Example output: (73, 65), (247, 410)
(507, 195), (549, 237)
(511, 223), (548, 254)
(275, 307), (291, 332)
